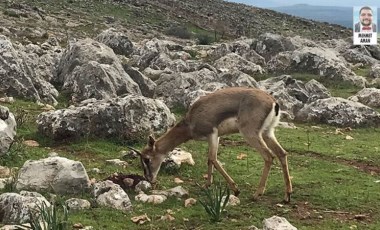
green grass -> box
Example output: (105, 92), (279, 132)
(353, 66), (371, 78)
(1, 99), (380, 229)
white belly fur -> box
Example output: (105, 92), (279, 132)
(218, 117), (239, 136)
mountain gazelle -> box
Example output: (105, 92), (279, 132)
(130, 87), (293, 202)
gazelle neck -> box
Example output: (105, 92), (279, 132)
(155, 120), (192, 155)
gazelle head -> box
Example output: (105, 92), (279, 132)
(128, 135), (165, 184)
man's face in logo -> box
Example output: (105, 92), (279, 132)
(360, 9), (373, 26)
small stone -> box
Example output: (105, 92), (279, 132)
(90, 168), (101, 173)
(0, 166), (11, 178)
(48, 152), (59, 157)
(345, 135), (354, 140)
(184, 198), (197, 207)
(160, 214), (175, 221)
(123, 178), (134, 187)
(222, 195), (240, 206)
(236, 153), (247, 160)
(131, 214), (151, 225)
(73, 223), (84, 228)
(0, 97), (15, 103)
(23, 140), (40, 147)
(135, 181), (151, 192)
(174, 177), (184, 184)
(106, 159), (128, 167)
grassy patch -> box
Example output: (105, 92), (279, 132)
(353, 65), (371, 78)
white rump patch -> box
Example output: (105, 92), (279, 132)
(260, 103), (280, 137)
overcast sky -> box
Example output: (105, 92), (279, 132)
(228, 0), (380, 7)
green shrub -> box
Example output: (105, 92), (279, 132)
(165, 26), (192, 39)
(198, 182), (230, 222)
(196, 34), (213, 45)
(20, 202), (69, 230)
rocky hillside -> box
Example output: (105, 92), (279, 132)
(0, 0), (351, 45)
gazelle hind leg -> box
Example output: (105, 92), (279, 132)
(263, 129), (292, 203)
(207, 128), (240, 196)
(241, 131), (274, 200)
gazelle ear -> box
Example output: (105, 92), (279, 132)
(148, 135), (155, 147)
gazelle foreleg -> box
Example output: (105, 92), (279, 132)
(207, 128), (240, 196)
(206, 135), (220, 188)
(263, 131), (292, 203)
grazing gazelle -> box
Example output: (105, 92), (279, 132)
(130, 87), (292, 202)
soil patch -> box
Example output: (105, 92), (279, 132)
(295, 150), (380, 176)
(104, 172), (146, 190)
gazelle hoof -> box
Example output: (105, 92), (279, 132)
(283, 193), (291, 203)
(234, 190), (240, 197)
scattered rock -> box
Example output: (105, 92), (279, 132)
(295, 97), (380, 127)
(16, 156), (90, 195)
(135, 193), (167, 204)
(22, 140), (39, 147)
(65, 198), (91, 210)
(104, 173), (146, 191)
(94, 180), (132, 212)
(0, 191), (50, 224)
(263, 216), (297, 230)
(0, 166), (11, 178)
(0, 106), (16, 156)
(131, 214), (151, 225)
(151, 186), (189, 198)
(174, 177), (184, 184)
(160, 214), (175, 221)
(184, 198), (197, 207)
(0, 97), (15, 104)
(164, 148), (195, 166)
(135, 180), (152, 192)
(105, 159), (128, 167)
(37, 95), (175, 142)
(222, 194), (240, 206)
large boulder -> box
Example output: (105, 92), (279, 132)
(155, 68), (258, 108)
(16, 156), (90, 194)
(0, 35), (59, 105)
(55, 38), (141, 102)
(267, 47), (366, 87)
(213, 53), (264, 75)
(208, 39), (265, 66)
(366, 44), (380, 60)
(295, 97), (380, 127)
(252, 33), (298, 61)
(348, 88), (380, 108)
(342, 48), (378, 65)
(37, 95), (175, 141)
(0, 191), (50, 224)
(259, 75), (330, 118)
(122, 64), (156, 98)
(369, 63), (380, 78)
(154, 68), (218, 108)
(94, 180), (132, 212)
(0, 106), (16, 156)
(130, 38), (174, 70)
(263, 216), (297, 230)
(95, 28), (134, 56)
(18, 37), (63, 83)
